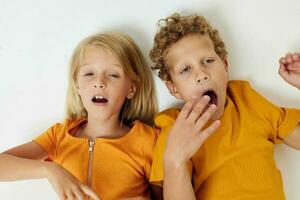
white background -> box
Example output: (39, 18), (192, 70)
(0, 0), (299, 199)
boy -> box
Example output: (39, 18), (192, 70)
(149, 13), (300, 200)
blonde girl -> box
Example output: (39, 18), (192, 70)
(0, 32), (162, 200)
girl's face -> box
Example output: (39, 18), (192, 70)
(76, 45), (136, 120)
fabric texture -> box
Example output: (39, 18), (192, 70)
(34, 119), (158, 200)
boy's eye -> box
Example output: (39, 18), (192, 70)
(180, 66), (191, 74)
(203, 59), (214, 64)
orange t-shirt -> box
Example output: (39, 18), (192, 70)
(150, 80), (300, 200)
(34, 119), (158, 200)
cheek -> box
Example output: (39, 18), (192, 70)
(183, 89), (196, 100)
(175, 77), (192, 90)
(77, 84), (91, 99)
(78, 79), (91, 91)
(176, 84), (194, 100)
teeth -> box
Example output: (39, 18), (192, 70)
(94, 96), (104, 99)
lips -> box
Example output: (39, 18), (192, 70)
(91, 96), (108, 104)
(202, 90), (218, 106)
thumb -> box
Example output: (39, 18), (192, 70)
(80, 184), (101, 200)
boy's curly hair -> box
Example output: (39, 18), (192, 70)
(150, 13), (228, 81)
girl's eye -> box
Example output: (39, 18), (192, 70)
(108, 74), (120, 78)
(84, 72), (94, 76)
(203, 59), (214, 64)
(180, 66), (191, 74)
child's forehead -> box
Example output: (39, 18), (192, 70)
(169, 34), (214, 52)
(83, 45), (111, 60)
(164, 34), (215, 64)
(80, 45), (123, 68)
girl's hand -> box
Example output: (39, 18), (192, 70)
(45, 162), (100, 200)
(163, 95), (220, 167)
(279, 52), (300, 89)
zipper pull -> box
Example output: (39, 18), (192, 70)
(88, 140), (95, 152)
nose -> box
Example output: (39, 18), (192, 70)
(195, 71), (210, 85)
(94, 76), (106, 89)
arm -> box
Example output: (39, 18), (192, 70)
(0, 141), (49, 181)
(279, 52), (300, 150)
(163, 96), (220, 200)
(163, 161), (195, 200)
(284, 124), (300, 150)
(1, 141), (100, 200)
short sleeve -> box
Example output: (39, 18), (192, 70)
(33, 123), (63, 160)
(243, 82), (300, 143)
(149, 109), (193, 186)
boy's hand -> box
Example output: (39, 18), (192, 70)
(279, 52), (300, 89)
(45, 162), (100, 200)
(163, 96), (221, 167)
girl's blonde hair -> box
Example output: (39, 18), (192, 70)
(66, 32), (157, 125)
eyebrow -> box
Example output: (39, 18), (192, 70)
(81, 63), (123, 69)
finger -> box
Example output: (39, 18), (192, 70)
(279, 57), (287, 65)
(177, 97), (197, 120)
(187, 95), (210, 123)
(292, 52), (300, 61)
(278, 63), (289, 80)
(73, 188), (84, 200)
(66, 191), (76, 200)
(196, 120), (221, 145)
(285, 52), (293, 63)
(80, 184), (100, 200)
(287, 61), (300, 70)
(194, 104), (218, 131)
(58, 193), (67, 200)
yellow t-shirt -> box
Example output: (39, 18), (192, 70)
(150, 80), (300, 200)
(34, 119), (158, 200)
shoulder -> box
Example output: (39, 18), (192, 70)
(46, 118), (85, 138)
(227, 80), (264, 103)
(227, 80), (285, 122)
(53, 118), (83, 130)
(132, 120), (159, 138)
(63, 118), (86, 129)
(227, 80), (252, 94)
(154, 108), (180, 128)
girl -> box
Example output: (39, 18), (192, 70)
(0, 32), (163, 200)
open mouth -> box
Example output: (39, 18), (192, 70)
(91, 96), (108, 104)
(203, 90), (218, 106)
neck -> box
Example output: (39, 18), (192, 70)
(83, 114), (129, 139)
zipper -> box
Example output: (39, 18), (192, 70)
(87, 139), (95, 200)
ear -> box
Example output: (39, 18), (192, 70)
(127, 82), (137, 99)
(223, 57), (229, 72)
(165, 80), (183, 100)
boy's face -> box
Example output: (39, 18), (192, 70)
(164, 34), (228, 119)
